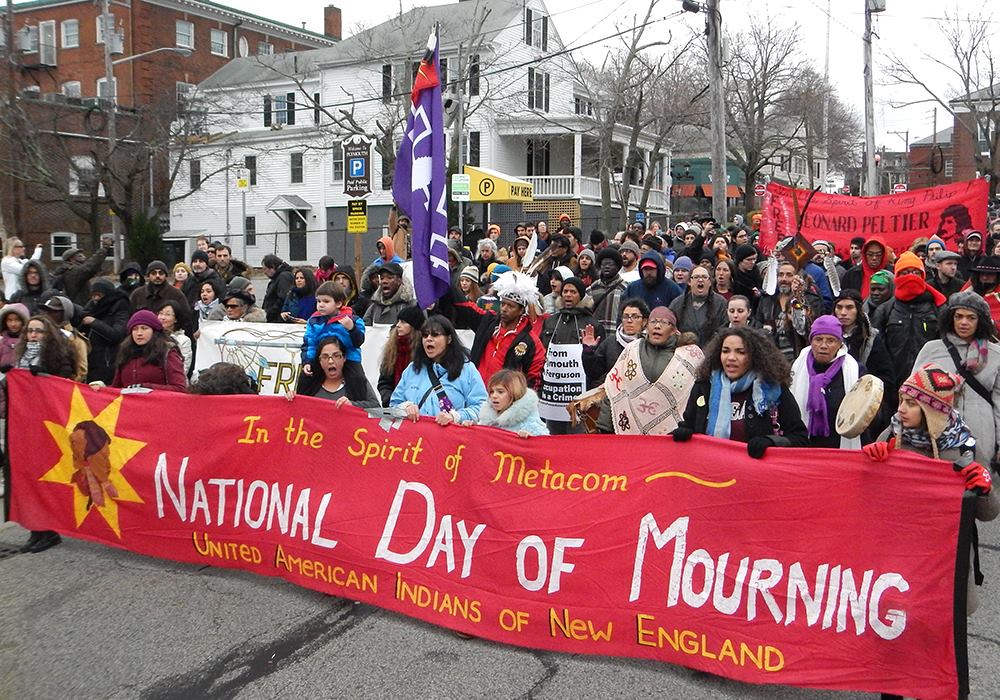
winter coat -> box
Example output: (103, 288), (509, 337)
(582, 331), (632, 386)
(477, 389), (549, 436)
(540, 302), (605, 349)
(588, 275), (629, 333)
(81, 287), (130, 384)
(182, 269), (226, 307)
(389, 360), (488, 422)
(206, 303), (267, 323)
(112, 347), (187, 391)
(214, 259), (250, 285)
(912, 334), (1000, 463)
(9, 260), (49, 316)
(262, 263), (295, 323)
(130, 283), (191, 326)
(170, 330), (193, 376)
(668, 290), (729, 346)
(470, 314), (544, 391)
(363, 278), (416, 326)
(871, 293), (941, 388)
(2, 245), (42, 297)
(841, 236), (891, 296)
(624, 252), (682, 311)
(282, 289), (317, 322)
(301, 311), (365, 364)
(52, 246), (111, 306)
(679, 379), (809, 448)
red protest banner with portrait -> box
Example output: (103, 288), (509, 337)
(6, 371), (974, 699)
(759, 179), (988, 255)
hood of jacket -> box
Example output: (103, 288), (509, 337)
(378, 235), (397, 261)
(19, 260), (48, 292)
(372, 276), (415, 306)
(478, 389), (541, 429)
(0, 303), (29, 328)
(861, 235), (890, 273)
(637, 251), (665, 285)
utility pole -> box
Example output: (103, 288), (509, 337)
(4, 0), (19, 237)
(456, 43), (465, 233)
(101, 0), (120, 270)
(863, 0), (885, 196)
(706, 0), (727, 223)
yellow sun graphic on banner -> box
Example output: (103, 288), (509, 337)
(40, 386), (146, 537)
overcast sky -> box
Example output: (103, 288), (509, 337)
(232, 0), (994, 151)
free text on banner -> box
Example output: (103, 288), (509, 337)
(760, 179), (988, 255)
(7, 371), (970, 699)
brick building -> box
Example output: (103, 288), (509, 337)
(907, 127), (954, 191)
(1, 0), (341, 263)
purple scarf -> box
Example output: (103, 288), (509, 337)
(806, 354), (846, 437)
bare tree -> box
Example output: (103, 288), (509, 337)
(883, 10), (999, 198)
(721, 22), (809, 208)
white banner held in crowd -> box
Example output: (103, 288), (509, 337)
(195, 320), (475, 396)
(537, 342), (586, 421)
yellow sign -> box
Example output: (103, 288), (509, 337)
(347, 199), (367, 234)
(464, 166), (534, 202)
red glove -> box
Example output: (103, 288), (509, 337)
(961, 462), (993, 495)
(862, 438), (894, 462)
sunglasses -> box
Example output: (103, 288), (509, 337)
(224, 303), (243, 309)
(422, 331), (444, 338)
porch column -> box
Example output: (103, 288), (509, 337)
(573, 132), (582, 199)
(662, 152), (671, 216)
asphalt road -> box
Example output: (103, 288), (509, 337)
(1, 512), (998, 699)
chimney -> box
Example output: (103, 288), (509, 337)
(324, 5), (342, 41)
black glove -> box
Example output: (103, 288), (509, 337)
(747, 436), (772, 459)
(672, 427), (694, 443)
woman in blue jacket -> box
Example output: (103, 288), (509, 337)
(390, 315), (487, 425)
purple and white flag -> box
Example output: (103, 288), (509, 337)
(392, 27), (451, 309)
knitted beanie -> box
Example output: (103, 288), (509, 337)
(460, 266), (480, 284)
(894, 251), (924, 276)
(127, 309), (163, 332)
(900, 363), (963, 456)
(560, 276), (587, 298)
(809, 314), (843, 341)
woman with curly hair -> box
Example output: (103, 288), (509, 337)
(673, 326), (808, 458)
(377, 305), (425, 406)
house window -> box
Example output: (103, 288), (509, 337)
(245, 216), (257, 246)
(439, 57), (448, 87)
(96, 14), (113, 44)
(50, 233), (78, 259)
(290, 153), (303, 184)
(96, 77), (117, 102)
(467, 131), (480, 167)
(313, 92), (321, 125)
(574, 96), (593, 116)
(60, 19), (78, 48)
(189, 159), (201, 190)
(813, 161), (822, 179)
(69, 155), (102, 197)
(524, 8), (548, 50)
(468, 54), (480, 96)
(210, 28), (227, 56)
(944, 159), (954, 178)
(244, 155), (257, 185)
(527, 68), (549, 112)
(332, 143), (343, 182)
(238, 36), (249, 57)
(271, 95), (288, 125)
(175, 20), (194, 49)
(526, 139), (550, 176)
(39, 21), (57, 65)
(20, 25), (39, 53)
(61, 81), (81, 97)
(257, 41), (273, 55)
(382, 64), (392, 102)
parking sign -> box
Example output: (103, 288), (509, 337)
(343, 136), (372, 197)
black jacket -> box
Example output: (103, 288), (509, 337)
(263, 263), (295, 323)
(52, 246), (112, 307)
(679, 379), (809, 448)
(871, 293), (942, 387)
(82, 288), (130, 384)
(469, 313), (542, 390)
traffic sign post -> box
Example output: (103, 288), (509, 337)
(893, 183), (908, 194)
(451, 174), (470, 202)
(343, 136), (372, 197)
(235, 168), (250, 192)
(347, 199), (368, 234)
(754, 183), (766, 198)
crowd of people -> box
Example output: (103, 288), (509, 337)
(1, 216), (998, 656)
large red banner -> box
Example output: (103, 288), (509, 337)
(7, 371), (972, 699)
(760, 179), (989, 255)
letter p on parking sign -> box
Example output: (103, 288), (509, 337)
(349, 158), (365, 178)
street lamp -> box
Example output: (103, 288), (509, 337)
(102, 0), (192, 270)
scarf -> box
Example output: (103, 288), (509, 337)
(805, 354), (846, 437)
(891, 410), (972, 459)
(894, 274), (946, 306)
(17, 340), (41, 369)
(947, 333), (989, 373)
(615, 326), (641, 348)
(706, 369), (781, 439)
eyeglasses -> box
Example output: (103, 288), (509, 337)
(26, 327), (45, 334)
(621, 313), (644, 321)
(319, 353), (344, 361)
(648, 319), (674, 328)
(224, 303), (243, 309)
